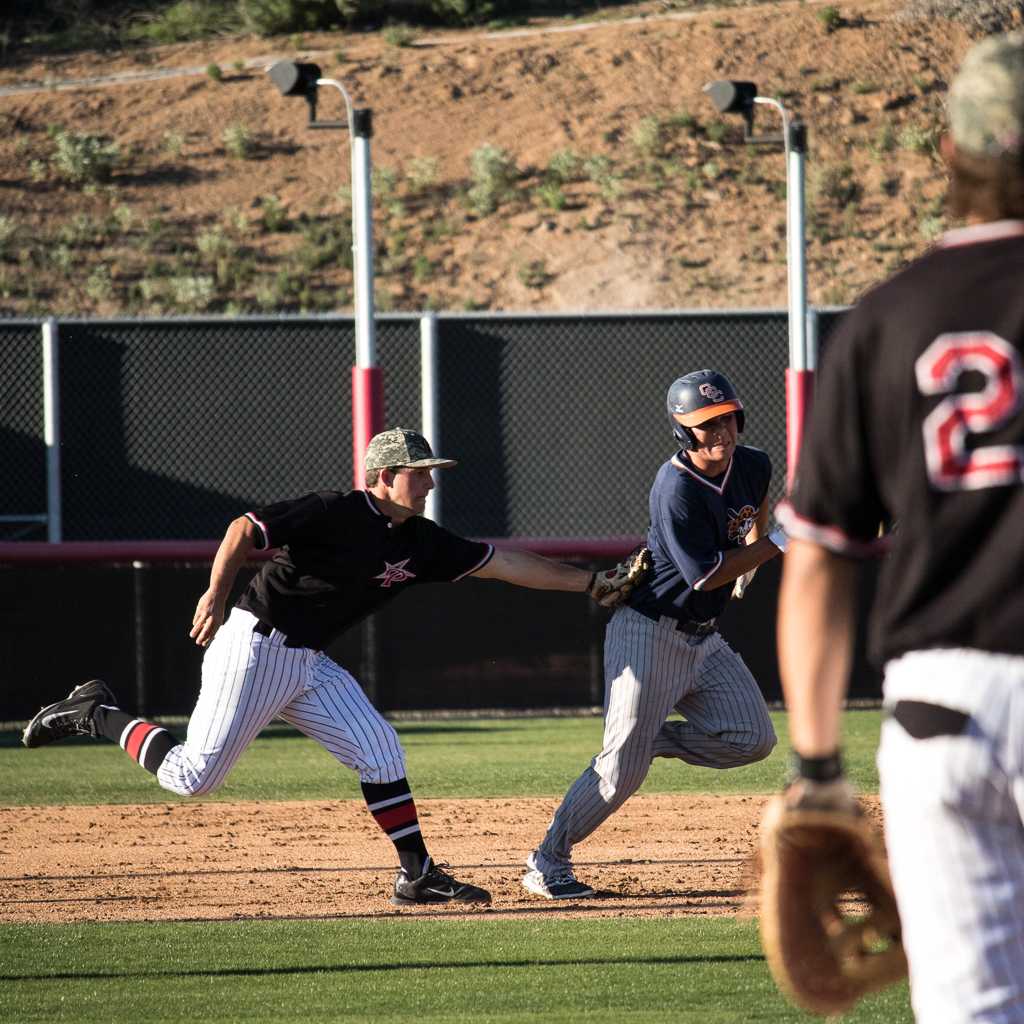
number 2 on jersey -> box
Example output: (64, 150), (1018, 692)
(915, 331), (1024, 491)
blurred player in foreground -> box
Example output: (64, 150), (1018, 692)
(776, 33), (1024, 1022)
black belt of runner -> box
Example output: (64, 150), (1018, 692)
(634, 607), (717, 638)
(889, 700), (970, 739)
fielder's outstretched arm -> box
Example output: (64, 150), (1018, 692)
(777, 537), (859, 756)
(190, 515), (261, 648)
(472, 548), (592, 592)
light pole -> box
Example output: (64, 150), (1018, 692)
(703, 80), (813, 491)
(268, 61), (383, 489)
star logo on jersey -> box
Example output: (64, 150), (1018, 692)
(374, 559), (417, 588)
(727, 504), (757, 541)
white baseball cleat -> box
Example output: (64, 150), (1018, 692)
(522, 850), (595, 900)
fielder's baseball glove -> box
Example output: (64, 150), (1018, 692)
(587, 547), (652, 608)
(759, 778), (907, 1018)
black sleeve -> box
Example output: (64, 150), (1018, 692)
(244, 493), (330, 550)
(778, 307), (889, 555)
(412, 519), (494, 582)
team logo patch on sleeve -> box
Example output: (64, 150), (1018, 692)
(727, 505), (757, 541)
(374, 559), (417, 587)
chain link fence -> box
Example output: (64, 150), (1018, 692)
(1, 320), (47, 540)
(5, 310), (846, 541)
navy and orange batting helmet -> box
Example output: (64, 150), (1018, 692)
(666, 369), (745, 450)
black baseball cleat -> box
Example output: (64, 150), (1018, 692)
(22, 679), (116, 748)
(391, 858), (492, 906)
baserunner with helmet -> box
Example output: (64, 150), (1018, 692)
(522, 370), (785, 899)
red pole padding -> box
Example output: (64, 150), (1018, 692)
(352, 365), (385, 491)
(785, 367), (815, 494)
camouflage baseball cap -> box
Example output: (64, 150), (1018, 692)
(949, 32), (1024, 158)
(364, 427), (457, 471)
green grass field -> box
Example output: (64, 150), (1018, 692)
(0, 710), (883, 805)
(1, 711), (909, 1022)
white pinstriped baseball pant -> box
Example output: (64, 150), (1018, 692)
(536, 605), (776, 865)
(879, 649), (1024, 1024)
(156, 608), (406, 796)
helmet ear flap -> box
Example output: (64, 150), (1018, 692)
(736, 409), (745, 434)
(672, 423), (696, 450)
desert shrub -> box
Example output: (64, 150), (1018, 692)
(430, 0), (496, 24)
(583, 155), (622, 202)
(0, 215), (18, 257)
(407, 156), (439, 193)
(222, 122), (255, 160)
(546, 149), (581, 184)
(897, 0), (1024, 34)
(85, 266), (114, 303)
(817, 5), (843, 31)
(898, 124), (938, 154)
(517, 259), (551, 289)
(467, 144), (518, 215)
(535, 181), (567, 211)
(811, 161), (862, 208)
(383, 22), (418, 47)
(127, 1), (235, 44)
(51, 130), (119, 184)
(259, 195), (289, 232)
(631, 116), (663, 159)
(238, 0), (346, 35)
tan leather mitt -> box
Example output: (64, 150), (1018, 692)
(759, 779), (908, 1018)
(587, 547), (652, 608)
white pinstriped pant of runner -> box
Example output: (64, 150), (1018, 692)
(157, 608), (406, 796)
(879, 649), (1024, 1024)
(536, 605), (776, 865)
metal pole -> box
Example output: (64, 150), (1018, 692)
(42, 317), (62, 542)
(312, 79), (383, 489)
(350, 109), (377, 370)
(420, 313), (441, 523)
(787, 123), (809, 373)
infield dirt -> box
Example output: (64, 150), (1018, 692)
(0, 793), (884, 922)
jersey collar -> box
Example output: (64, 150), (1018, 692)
(671, 451), (734, 494)
(939, 219), (1024, 249)
(362, 490), (385, 517)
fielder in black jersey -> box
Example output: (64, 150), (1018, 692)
(775, 33), (1024, 1022)
(522, 370), (786, 899)
(22, 427), (630, 908)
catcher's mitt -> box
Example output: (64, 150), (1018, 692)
(587, 547), (652, 608)
(759, 779), (907, 1018)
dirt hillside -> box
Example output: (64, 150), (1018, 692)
(0, 1), (980, 316)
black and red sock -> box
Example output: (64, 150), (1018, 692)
(361, 778), (430, 878)
(92, 706), (178, 775)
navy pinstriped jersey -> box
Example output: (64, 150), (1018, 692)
(629, 444), (772, 623)
(778, 220), (1024, 665)
(236, 490), (494, 649)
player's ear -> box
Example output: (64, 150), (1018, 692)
(380, 468), (394, 488)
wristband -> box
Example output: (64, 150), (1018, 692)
(767, 527), (788, 553)
(792, 750), (844, 782)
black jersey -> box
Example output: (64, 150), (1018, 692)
(629, 444), (772, 623)
(779, 220), (1024, 665)
(236, 490), (494, 649)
